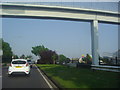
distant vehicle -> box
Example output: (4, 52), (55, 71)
(27, 60), (33, 68)
(8, 59), (30, 76)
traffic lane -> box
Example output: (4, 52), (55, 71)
(0, 76), (2, 89)
(0, 64), (2, 89)
(2, 65), (50, 88)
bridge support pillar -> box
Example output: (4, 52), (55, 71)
(91, 20), (99, 65)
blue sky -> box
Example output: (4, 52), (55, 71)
(2, 18), (118, 60)
(3, 18), (91, 59)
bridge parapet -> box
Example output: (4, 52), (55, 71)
(0, 3), (120, 24)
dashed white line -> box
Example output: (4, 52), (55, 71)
(34, 65), (54, 90)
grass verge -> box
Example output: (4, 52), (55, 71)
(36, 64), (120, 88)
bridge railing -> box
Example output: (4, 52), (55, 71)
(2, 2), (119, 12)
(99, 57), (120, 66)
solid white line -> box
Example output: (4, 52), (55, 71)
(34, 65), (54, 89)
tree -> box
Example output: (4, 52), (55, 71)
(40, 50), (58, 64)
(31, 45), (58, 64)
(26, 55), (33, 60)
(2, 39), (13, 63)
(85, 54), (92, 64)
(58, 54), (67, 64)
(31, 45), (49, 58)
(52, 53), (58, 64)
(12, 54), (19, 59)
(0, 38), (2, 50)
(20, 54), (25, 59)
(65, 58), (70, 63)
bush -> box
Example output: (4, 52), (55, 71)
(76, 63), (91, 68)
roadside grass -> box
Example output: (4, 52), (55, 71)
(36, 64), (120, 88)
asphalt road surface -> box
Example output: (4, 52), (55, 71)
(2, 65), (51, 88)
(0, 64), (2, 90)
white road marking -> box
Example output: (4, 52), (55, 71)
(34, 65), (54, 90)
(0, 76), (2, 78)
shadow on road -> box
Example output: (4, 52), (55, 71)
(8, 74), (30, 77)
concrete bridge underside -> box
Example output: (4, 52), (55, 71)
(0, 3), (120, 66)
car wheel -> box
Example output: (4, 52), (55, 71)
(26, 73), (30, 77)
(8, 74), (12, 77)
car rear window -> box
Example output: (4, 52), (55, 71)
(27, 60), (31, 62)
(12, 61), (26, 64)
(27, 60), (32, 63)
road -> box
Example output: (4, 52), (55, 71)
(2, 65), (51, 89)
(0, 64), (2, 90)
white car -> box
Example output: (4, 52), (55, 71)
(8, 59), (30, 76)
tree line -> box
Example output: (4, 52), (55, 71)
(2, 39), (32, 63)
(1, 39), (70, 64)
(3, 38), (117, 65)
(12, 54), (33, 60)
(2, 39), (13, 63)
(31, 45), (70, 64)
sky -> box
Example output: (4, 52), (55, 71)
(2, 18), (118, 60)
(2, 18), (91, 59)
(1, 2), (119, 60)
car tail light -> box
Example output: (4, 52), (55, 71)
(26, 63), (28, 67)
(9, 64), (12, 67)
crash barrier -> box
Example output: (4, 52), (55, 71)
(91, 65), (120, 72)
